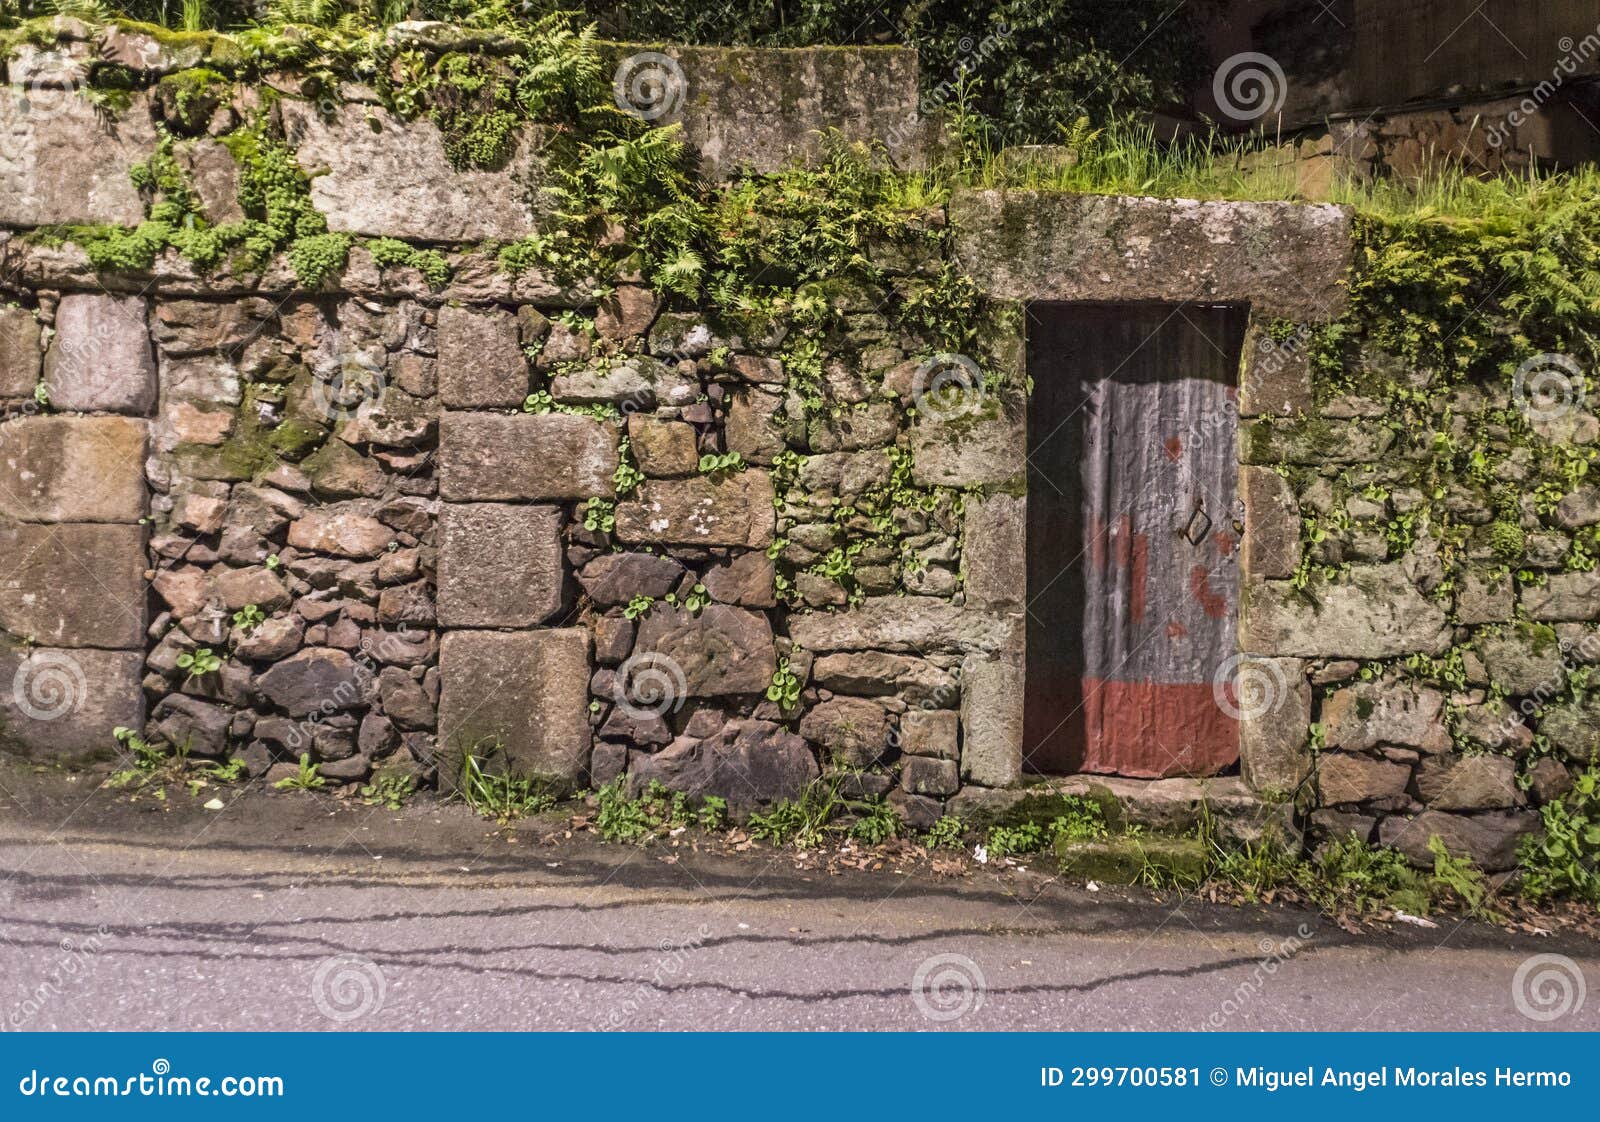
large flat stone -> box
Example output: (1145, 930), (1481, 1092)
(961, 491), (1024, 608)
(437, 503), (565, 627)
(0, 643), (144, 760)
(1238, 322), (1314, 417)
(1315, 751), (1411, 805)
(255, 647), (370, 717)
(798, 696), (892, 766)
(1236, 656), (1312, 796)
(812, 651), (958, 706)
(281, 98), (544, 242)
(1521, 571), (1600, 622)
(0, 415), (147, 522)
(0, 87), (157, 227)
(614, 473), (775, 548)
(950, 190), (1353, 322)
(1241, 566), (1451, 658)
(626, 719), (820, 817)
(1378, 809), (1539, 872)
(632, 603), (775, 697)
(961, 652), (1023, 787)
(1321, 680), (1449, 752)
(788, 598), (1020, 655)
(576, 551), (684, 606)
(1415, 753), (1521, 811)
(438, 412), (618, 502)
(909, 404), (1025, 487)
(0, 520), (146, 647)
(42, 294), (156, 414)
(436, 305), (527, 408)
(662, 46), (926, 176)
(1240, 466), (1299, 579)
(438, 629), (591, 786)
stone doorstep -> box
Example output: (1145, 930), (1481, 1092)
(949, 773), (1297, 848)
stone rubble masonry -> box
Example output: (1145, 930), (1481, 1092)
(0, 46), (1564, 859)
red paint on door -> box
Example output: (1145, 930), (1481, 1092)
(1024, 303), (1247, 778)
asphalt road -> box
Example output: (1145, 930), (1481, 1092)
(0, 767), (1595, 1031)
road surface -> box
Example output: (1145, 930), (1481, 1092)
(0, 767), (1594, 1031)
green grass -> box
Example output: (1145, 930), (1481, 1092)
(454, 749), (556, 823)
(949, 114), (1600, 224)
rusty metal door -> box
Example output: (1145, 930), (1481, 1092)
(1024, 304), (1246, 779)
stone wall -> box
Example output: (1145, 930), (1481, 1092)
(0, 22), (1587, 869)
